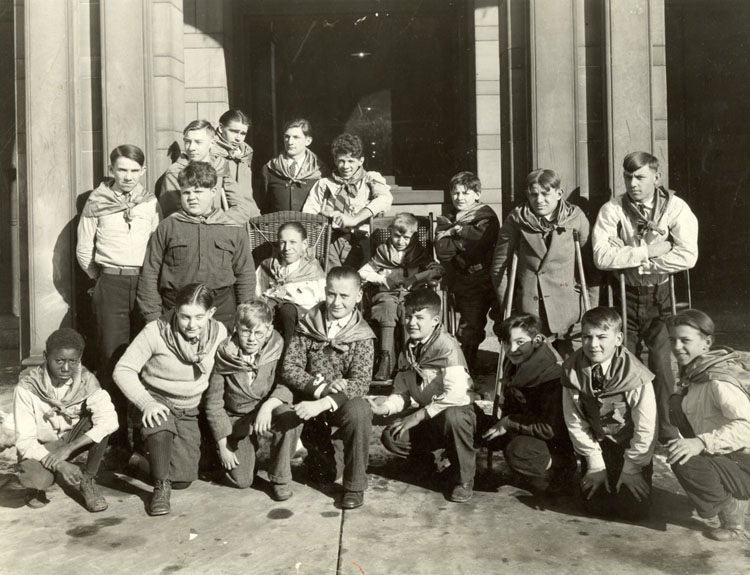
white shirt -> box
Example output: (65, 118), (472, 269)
(326, 311), (354, 339)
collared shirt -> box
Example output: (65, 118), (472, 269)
(683, 379), (750, 455)
(76, 189), (161, 279)
(592, 192), (698, 287)
(326, 311), (354, 339)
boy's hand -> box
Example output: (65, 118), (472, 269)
(142, 403), (171, 428)
(666, 437), (703, 465)
(56, 460), (83, 485)
(481, 422), (507, 442)
(320, 379), (347, 396)
(218, 440), (239, 471)
(339, 213), (357, 228)
(293, 399), (329, 421)
(330, 211), (344, 228)
(254, 404), (274, 435)
(41, 444), (73, 470)
(581, 469), (610, 500)
(647, 240), (672, 258)
(616, 470), (650, 502)
(390, 409), (427, 440)
(366, 397), (389, 416)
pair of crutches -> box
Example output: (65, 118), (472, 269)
(486, 232), (590, 471)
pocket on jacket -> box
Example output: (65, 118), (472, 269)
(213, 239), (235, 267)
(166, 243), (188, 266)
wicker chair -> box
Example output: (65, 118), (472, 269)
(247, 211), (332, 271)
(366, 213), (456, 336)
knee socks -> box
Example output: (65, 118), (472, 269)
(145, 431), (172, 481)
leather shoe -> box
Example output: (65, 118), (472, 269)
(148, 479), (171, 516)
(448, 481), (473, 503)
(271, 483), (293, 502)
(341, 490), (364, 510)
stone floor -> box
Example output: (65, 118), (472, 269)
(0, 282), (748, 574)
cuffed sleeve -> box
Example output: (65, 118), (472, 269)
(76, 215), (100, 279)
(621, 384), (657, 475)
(13, 387), (51, 461)
(562, 387), (605, 472)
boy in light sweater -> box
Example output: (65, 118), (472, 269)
(370, 288), (478, 503)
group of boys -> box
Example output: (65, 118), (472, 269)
(15, 105), (702, 523)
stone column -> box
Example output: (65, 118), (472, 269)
(19, 0), (79, 361)
(474, 0), (502, 214)
(605, 0), (668, 196)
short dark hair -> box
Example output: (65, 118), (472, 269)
(390, 213), (419, 235)
(278, 221), (307, 241)
(326, 266), (362, 289)
(45, 328), (85, 355)
(667, 309), (715, 338)
(449, 171), (481, 195)
(284, 118), (312, 137)
(331, 133), (363, 159)
(526, 169), (561, 193)
(623, 151), (659, 174)
(219, 109), (250, 128)
(110, 144), (145, 167)
(178, 161), (218, 189)
(174, 283), (214, 311)
(183, 119), (214, 137)
(498, 314), (542, 344)
(404, 288), (441, 317)
(581, 306), (623, 333)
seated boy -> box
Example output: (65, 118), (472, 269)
(435, 171), (500, 373)
(491, 169), (599, 358)
(370, 288), (478, 503)
(481, 314), (576, 494)
(256, 222), (326, 346)
(302, 133), (392, 270)
(281, 266), (375, 510)
(13, 328), (118, 511)
(261, 118), (329, 213)
(138, 161), (256, 330)
(359, 212), (443, 381)
(205, 301), (301, 501)
(562, 307), (657, 520)
(159, 119), (258, 221)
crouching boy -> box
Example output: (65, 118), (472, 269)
(482, 314), (576, 494)
(281, 266), (376, 510)
(205, 301), (301, 501)
(14, 328), (118, 511)
(562, 307), (657, 520)
(371, 288), (479, 503)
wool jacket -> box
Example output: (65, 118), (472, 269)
(14, 365), (118, 461)
(281, 304), (375, 407)
(592, 187), (698, 287)
(381, 327), (473, 418)
(261, 150), (329, 213)
(491, 201), (594, 335)
(205, 330), (291, 441)
(137, 210), (256, 322)
(113, 319), (228, 411)
(435, 203), (499, 280)
(562, 346), (656, 474)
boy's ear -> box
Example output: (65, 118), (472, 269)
(355, 288), (363, 304)
(207, 306), (217, 319)
(305, 136), (313, 146)
(615, 331), (624, 346)
(532, 334), (544, 348)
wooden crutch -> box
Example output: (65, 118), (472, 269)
(669, 274), (678, 316)
(619, 272), (627, 342)
(486, 251), (518, 472)
(573, 230), (590, 312)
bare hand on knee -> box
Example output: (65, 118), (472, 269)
(142, 402), (170, 428)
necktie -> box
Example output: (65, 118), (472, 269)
(289, 160), (299, 177)
(592, 363), (605, 394)
(636, 202), (649, 219)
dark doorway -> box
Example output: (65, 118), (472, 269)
(235, 0), (473, 191)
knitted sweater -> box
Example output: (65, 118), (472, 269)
(113, 320), (228, 410)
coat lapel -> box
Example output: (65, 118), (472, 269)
(521, 229), (548, 261)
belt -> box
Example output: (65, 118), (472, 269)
(101, 266), (141, 276)
(624, 282), (668, 294)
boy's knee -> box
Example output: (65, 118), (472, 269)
(18, 458), (56, 490)
(339, 397), (372, 423)
(442, 406), (473, 430)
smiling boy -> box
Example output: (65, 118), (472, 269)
(159, 120), (258, 221)
(371, 288), (478, 503)
(491, 169), (597, 357)
(138, 161), (255, 329)
(303, 133), (392, 269)
(562, 307), (657, 520)
(280, 267), (376, 509)
(435, 171), (500, 373)
(256, 222), (327, 346)
(261, 118), (329, 213)
(592, 152), (698, 442)
(77, 145), (160, 453)
(14, 328), (118, 511)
